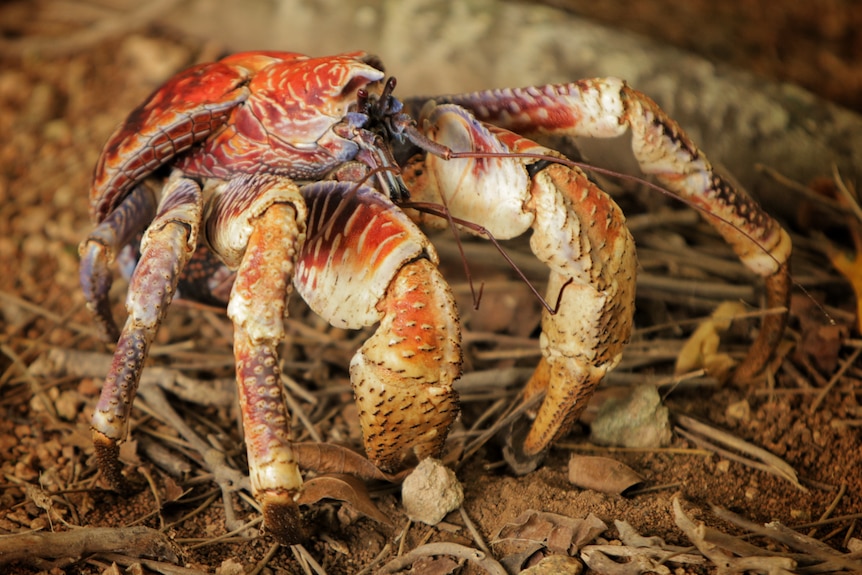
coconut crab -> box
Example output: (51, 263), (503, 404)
(79, 51), (791, 544)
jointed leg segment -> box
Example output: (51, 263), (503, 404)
(90, 175), (202, 491)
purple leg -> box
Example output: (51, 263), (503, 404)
(91, 175), (202, 492)
(79, 183), (158, 341)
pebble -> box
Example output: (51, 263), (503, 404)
(401, 458), (463, 525)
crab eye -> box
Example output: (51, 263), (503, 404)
(341, 75), (372, 99)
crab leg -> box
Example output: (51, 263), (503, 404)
(294, 181), (461, 472)
(79, 182), (158, 341)
(412, 79), (792, 381)
(202, 174), (307, 544)
(91, 174), (202, 490)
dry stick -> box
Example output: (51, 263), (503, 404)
(810, 347), (862, 413)
(757, 164), (846, 219)
(457, 392), (544, 470)
(842, 519), (857, 550)
(377, 542), (508, 575)
(97, 554), (209, 575)
(356, 541), (393, 575)
(0, 0), (182, 56)
(808, 483), (848, 538)
(397, 519), (412, 558)
(460, 507), (491, 555)
(138, 466), (165, 531)
(134, 385), (251, 533)
(0, 342), (59, 422)
(0, 526), (181, 567)
(673, 498), (797, 574)
(712, 506), (862, 572)
(0, 289), (97, 338)
(249, 542), (281, 575)
(832, 164), (862, 225)
(184, 516), (264, 550)
(673, 426), (799, 492)
(282, 370), (319, 405)
(282, 374), (323, 443)
(164, 490), (221, 531)
(674, 414), (805, 492)
(294, 544), (328, 575)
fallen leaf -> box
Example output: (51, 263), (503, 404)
(814, 171), (862, 333)
(162, 476), (185, 502)
(519, 554), (583, 574)
(292, 442), (408, 482)
(790, 293), (848, 373)
(824, 241), (862, 333)
(567, 455), (645, 495)
(407, 555), (460, 575)
(675, 301), (747, 382)
(494, 510), (606, 555)
(296, 473), (392, 526)
(580, 548), (671, 575)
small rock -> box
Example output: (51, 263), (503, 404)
(725, 399), (751, 422)
(401, 458), (463, 525)
(590, 385), (671, 448)
(215, 558), (245, 575)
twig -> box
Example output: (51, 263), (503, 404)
(460, 506), (491, 555)
(810, 347), (862, 413)
(0, 526), (182, 567)
(185, 516), (263, 550)
(712, 505), (862, 573)
(673, 497), (797, 574)
(674, 414), (806, 492)
(98, 553), (207, 575)
(377, 542), (507, 575)
(356, 541), (393, 575)
(809, 482), (847, 537)
(0, 0), (183, 57)
(832, 164), (862, 225)
(293, 544), (328, 575)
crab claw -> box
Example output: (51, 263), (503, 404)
(403, 104), (636, 462)
(294, 181), (461, 472)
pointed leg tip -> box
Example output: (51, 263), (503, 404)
(92, 429), (145, 494)
(262, 490), (307, 545)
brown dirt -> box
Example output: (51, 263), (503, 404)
(1, 2), (861, 574)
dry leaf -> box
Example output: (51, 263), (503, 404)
(824, 241), (862, 333)
(296, 473), (392, 526)
(162, 476), (185, 502)
(407, 555), (460, 575)
(494, 510), (606, 555)
(292, 442), (408, 482)
(674, 301), (747, 382)
(567, 455), (644, 494)
(673, 497), (797, 574)
(519, 554), (583, 574)
(815, 172), (862, 333)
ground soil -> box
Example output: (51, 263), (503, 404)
(1, 1), (861, 574)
